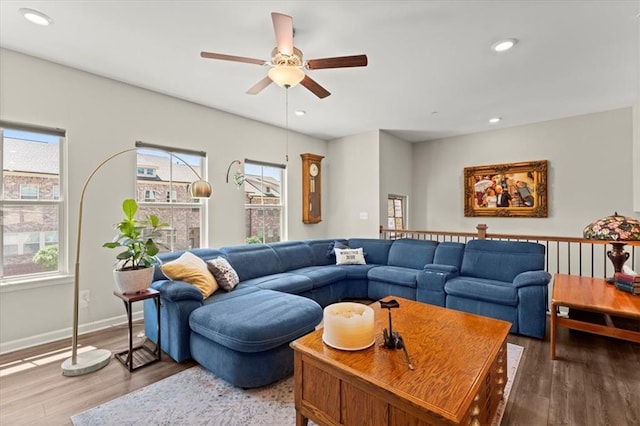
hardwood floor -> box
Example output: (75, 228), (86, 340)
(0, 317), (638, 425)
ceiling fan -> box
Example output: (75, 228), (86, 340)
(200, 12), (368, 99)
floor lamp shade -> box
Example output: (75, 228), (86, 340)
(189, 180), (212, 198)
(61, 147), (212, 376)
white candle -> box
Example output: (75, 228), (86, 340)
(322, 302), (375, 350)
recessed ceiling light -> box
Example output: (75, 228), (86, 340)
(19, 8), (53, 26)
(489, 117), (502, 124)
(491, 39), (517, 52)
(294, 110), (306, 116)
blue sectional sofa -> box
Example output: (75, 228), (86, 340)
(144, 238), (550, 387)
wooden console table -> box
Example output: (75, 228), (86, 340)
(291, 297), (511, 425)
(550, 274), (640, 360)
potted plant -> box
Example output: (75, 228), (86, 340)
(103, 198), (168, 294)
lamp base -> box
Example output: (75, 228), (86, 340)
(61, 349), (111, 376)
(607, 242), (630, 285)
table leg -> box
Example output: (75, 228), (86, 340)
(550, 302), (557, 360)
(295, 411), (308, 426)
(155, 296), (161, 360)
(124, 300), (133, 371)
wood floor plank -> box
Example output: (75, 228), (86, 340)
(0, 316), (638, 425)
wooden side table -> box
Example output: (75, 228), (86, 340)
(550, 274), (640, 360)
(113, 288), (161, 371)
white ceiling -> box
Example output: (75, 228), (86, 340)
(1, 1), (638, 142)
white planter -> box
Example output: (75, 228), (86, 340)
(113, 266), (154, 294)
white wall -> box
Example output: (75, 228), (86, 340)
(379, 131), (413, 229)
(634, 15), (640, 212)
(326, 131), (379, 238)
(0, 48), (328, 352)
(634, 101), (640, 212)
(411, 108), (638, 237)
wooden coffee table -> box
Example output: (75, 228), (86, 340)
(290, 296), (511, 426)
(551, 274), (640, 360)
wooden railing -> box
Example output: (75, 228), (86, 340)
(379, 225), (640, 280)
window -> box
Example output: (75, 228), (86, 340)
(135, 141), (208, 252)
(144, 190), (156, 202)
(244, 160), (286, 244)
(387, 194), (407, 238)
(1, 121), (65, 281)
(137, 166), (157, 177)
(20, 184), (39, 200)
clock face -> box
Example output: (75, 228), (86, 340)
(309, 163), (319, 177)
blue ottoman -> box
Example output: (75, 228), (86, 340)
(188, 289), (322, 388)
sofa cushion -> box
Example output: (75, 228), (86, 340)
(269, 241), (314, 271)
(155, 248), (225, 281)
(254, 274), (314, 294)
(348, 238), (393, 265)
(460, 240), (545, 282)
(206, 257), (239, 291)
(367, 266), (419, 288)
(334, 264), (377, 279)
(305, 239), (347, 266)
(387, 238), (438, 269)
(327, 240), (349, 257)
(335, 247), (366, 265)
(444, 277), (518, 307)
(221, 244), (283, 281)
(203, 285), (262, 306)
(189, 289), (322, 353)
(288, 266), (348, 289)
(160, 251), (219, 298)
(433, 242), (465, 269)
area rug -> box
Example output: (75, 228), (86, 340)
(72, 343), (523, 426)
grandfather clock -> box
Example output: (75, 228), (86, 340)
(301, 153), (324, 224)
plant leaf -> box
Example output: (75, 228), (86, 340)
(116, 249), (134, 260)
(122, 198), (138, 221)
(146, 239), (159, 257)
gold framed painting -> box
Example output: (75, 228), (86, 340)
(464, 160), (548, 217)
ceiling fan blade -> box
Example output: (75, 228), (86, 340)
(300, 75), (331, 99)
(246, 76), (273, 95)
(200, 51), (266, 66)
(271, 12), (294, 55)
(306, 55), (368, 70)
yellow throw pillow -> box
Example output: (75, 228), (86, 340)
(160, 251), (219, 298)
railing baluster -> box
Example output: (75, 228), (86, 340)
(545, 241), (550, 273)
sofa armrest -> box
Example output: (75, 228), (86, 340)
(416, 266), (459, 306)
(145, 279), (204, 362)
(512, 271), (552, 288)
(423, 264), (459, 274)
(514, 272), (550, 339)
(151, 279), (204, 303)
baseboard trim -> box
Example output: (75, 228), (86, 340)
(0, 311), (144, 355)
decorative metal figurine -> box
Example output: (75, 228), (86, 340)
(380, 299), (414, 370)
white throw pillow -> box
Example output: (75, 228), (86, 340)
(335, 248), (366, 265)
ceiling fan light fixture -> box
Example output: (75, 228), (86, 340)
(268, 66), (305, 88)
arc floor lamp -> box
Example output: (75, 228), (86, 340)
(61, 146), (212, 376)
